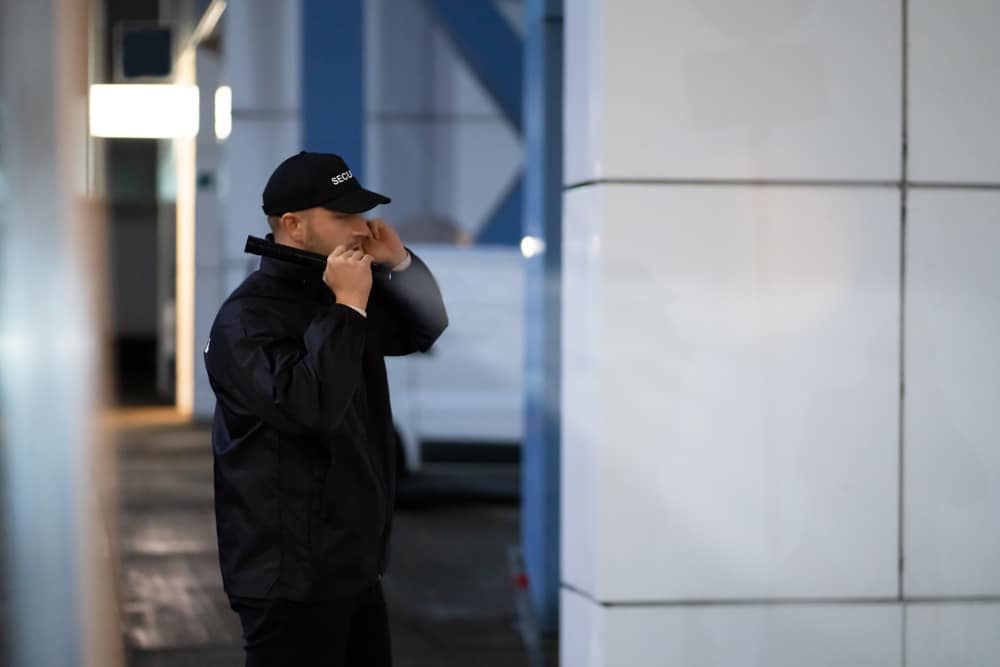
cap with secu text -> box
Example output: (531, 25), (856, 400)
(261, 151), (391, 216)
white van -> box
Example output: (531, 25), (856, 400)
(386, 245), (525, 473)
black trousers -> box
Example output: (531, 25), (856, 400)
(229, 582), (392, 667)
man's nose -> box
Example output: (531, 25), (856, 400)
(351, 217), (371, 236)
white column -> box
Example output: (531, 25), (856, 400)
(562, 1), (906, 664)
(192, 0), (303, 418)
(175, 49), (197, 416)
(903, 1), (1000, 663)
(192, 45), (226, 417)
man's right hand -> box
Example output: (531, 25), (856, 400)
(323, 246), (374, 312)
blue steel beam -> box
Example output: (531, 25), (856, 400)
(477, 172), (524, 245)
(422, 0), (523, 134)
(301, 0), (364, 173)
(521, 0), (563, 633)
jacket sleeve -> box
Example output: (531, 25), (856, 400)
(207, 301), (367, 434)
(374, 250), (449, 357)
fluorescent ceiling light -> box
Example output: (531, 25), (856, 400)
(89, 84), (199, 138)
(215, 85), (232, 141)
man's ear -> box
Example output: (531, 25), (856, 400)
(280, 212), (305, 242)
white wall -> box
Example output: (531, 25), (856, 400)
(561, 1), (1000, 664)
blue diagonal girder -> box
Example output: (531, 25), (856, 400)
(422, 0), (524, 135)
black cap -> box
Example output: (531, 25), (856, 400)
(261, 151), (391, 216)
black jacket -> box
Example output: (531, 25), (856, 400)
(204, 247), (447, 600)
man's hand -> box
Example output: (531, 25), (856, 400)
(362, 219), (408, 267)
(323, 246), (374, 312)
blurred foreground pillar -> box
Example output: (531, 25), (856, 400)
(0, 1), (124, 666)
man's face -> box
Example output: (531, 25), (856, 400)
(299, 207), (371, 257)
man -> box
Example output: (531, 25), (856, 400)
(204, 151), (448, 666)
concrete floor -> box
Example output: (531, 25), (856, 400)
(117, 420), (554, 666)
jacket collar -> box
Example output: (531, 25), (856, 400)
(258, 234), (321, 284)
